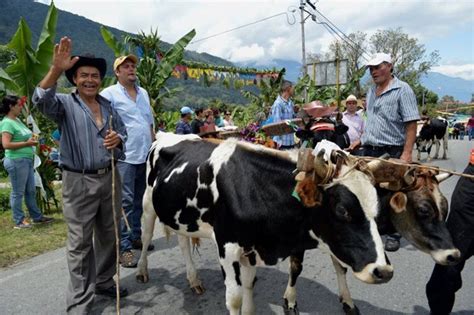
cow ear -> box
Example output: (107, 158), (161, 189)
(295, 176), (321, 208)
(390, 192), (407, 214)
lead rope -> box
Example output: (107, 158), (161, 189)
(109, 115), (121, 315)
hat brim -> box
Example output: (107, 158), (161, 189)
(65, 56), (107, 86)
(303, 102), (337, 118)
(342, 99), (362, 107)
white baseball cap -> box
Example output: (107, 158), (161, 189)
(366, 53), (392, 67)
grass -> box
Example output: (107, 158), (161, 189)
(0, 184), (67, 268)
(0, 211), (67, 268)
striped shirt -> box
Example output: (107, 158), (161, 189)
(271, 95), (295, 147)
(361, 76), (420, 147)
(33, 86), (127, 170)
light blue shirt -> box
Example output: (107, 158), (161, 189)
(361, 76), (420, 147)
(271, 95), (295, 147)
(101, 83), (154, 164)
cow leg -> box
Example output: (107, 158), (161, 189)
(442, 134), (448, 159)
(283, 252), (304, 315)
(240, 263), (257, 315)
(177, 234), (205, 294)
(434, 140), (440, 159)
(219, 243), (244, 315)
(426, 141), (433, 162)
(136, 196), (157, 283)
(331, 255), (360, 315)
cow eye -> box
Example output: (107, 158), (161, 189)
(335, 205), (351, 222)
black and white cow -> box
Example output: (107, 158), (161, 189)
(315, 160), (462, 314)
(416, 118), (448, 161)
(136, 132), (392, 314)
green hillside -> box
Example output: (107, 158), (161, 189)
(0, 0), (250, 107)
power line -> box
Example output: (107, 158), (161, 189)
(312, 7), (372, 61)
(189, 9), (297, 45)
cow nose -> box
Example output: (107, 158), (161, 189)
(446, 250), (461, 265)
(372, 266), (393, 282)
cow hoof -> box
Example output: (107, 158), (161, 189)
(136, 273), (149, 283)
(283, 298), (299, 315)
(342, 303), (360, 315)
(191, 284), (205, 295)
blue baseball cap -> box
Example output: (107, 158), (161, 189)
(180, 106), (193, 115)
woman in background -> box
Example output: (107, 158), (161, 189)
(0, 95), (53, 229)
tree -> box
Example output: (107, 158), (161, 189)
(326, 31), (368, 96)
(1, 3), (59, 212)
(440, 95), (455, 103)
(370, 27), (440, 86)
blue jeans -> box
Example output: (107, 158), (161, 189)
(117, 161), (147, 252)
(3, 157), (43, 225)
(469, 127), (474, 141)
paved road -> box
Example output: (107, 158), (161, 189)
(0, 140), (473, 314)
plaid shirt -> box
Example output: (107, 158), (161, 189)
(271, 95), (295, 147)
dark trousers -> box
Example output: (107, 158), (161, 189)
(426, 164), (474, 314)
(361, 145), (404, 241)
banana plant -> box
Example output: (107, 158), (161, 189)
(1, 3), (59, 211)
(100, 26), (196, 116)
(4, 3), (57, 107)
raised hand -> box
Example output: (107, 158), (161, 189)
(52, 36), (79, 72)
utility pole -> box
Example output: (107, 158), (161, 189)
(300, 0), (307, 77)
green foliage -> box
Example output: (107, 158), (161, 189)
(241, 68), (285, 111)
(0, 188), (10, 212)
(159, 111), (181, 132)
(5, 3), (57, 106)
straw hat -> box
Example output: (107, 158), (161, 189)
(341, 94), (362, 107)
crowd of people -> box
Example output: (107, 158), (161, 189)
(0, 36), (473, 314)
(175, 106), (235, 135)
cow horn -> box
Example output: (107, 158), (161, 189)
(365, 153), (390, 172)
(314, 149), (332, 182)
(435, 172), (452, 183)
(403, 167), (416, 186)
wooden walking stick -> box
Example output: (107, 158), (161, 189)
(109, 115), (121, 314)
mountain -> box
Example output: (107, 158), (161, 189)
(0, 0), (248, 107)
(236, 59), (302, 82)
(0, 0), (234, 72)
(420, 72), (473, 103)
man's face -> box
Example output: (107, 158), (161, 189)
(115, 59), (137, 84)
(369, 62), (392, 86)
(346, 101), (357, 113)
(73, 66), (101, 98)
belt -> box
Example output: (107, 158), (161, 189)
(363, 145), (403, 151)
(62, 164), (112, 175)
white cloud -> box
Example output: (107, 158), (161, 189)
(432, 64), (474, 80)
(36, 0), (473, 72)
(228, 43), (265, 62)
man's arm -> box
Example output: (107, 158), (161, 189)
(400, 121), (417, 163)
(39, 37), (79, 89)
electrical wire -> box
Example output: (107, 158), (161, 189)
(190, 8), (297, 45)
(312, 7), (372, 61)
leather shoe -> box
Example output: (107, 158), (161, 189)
(132, 239), (155, 251)
(96, 285), (128, 298)
(385, 238), (400, 252)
